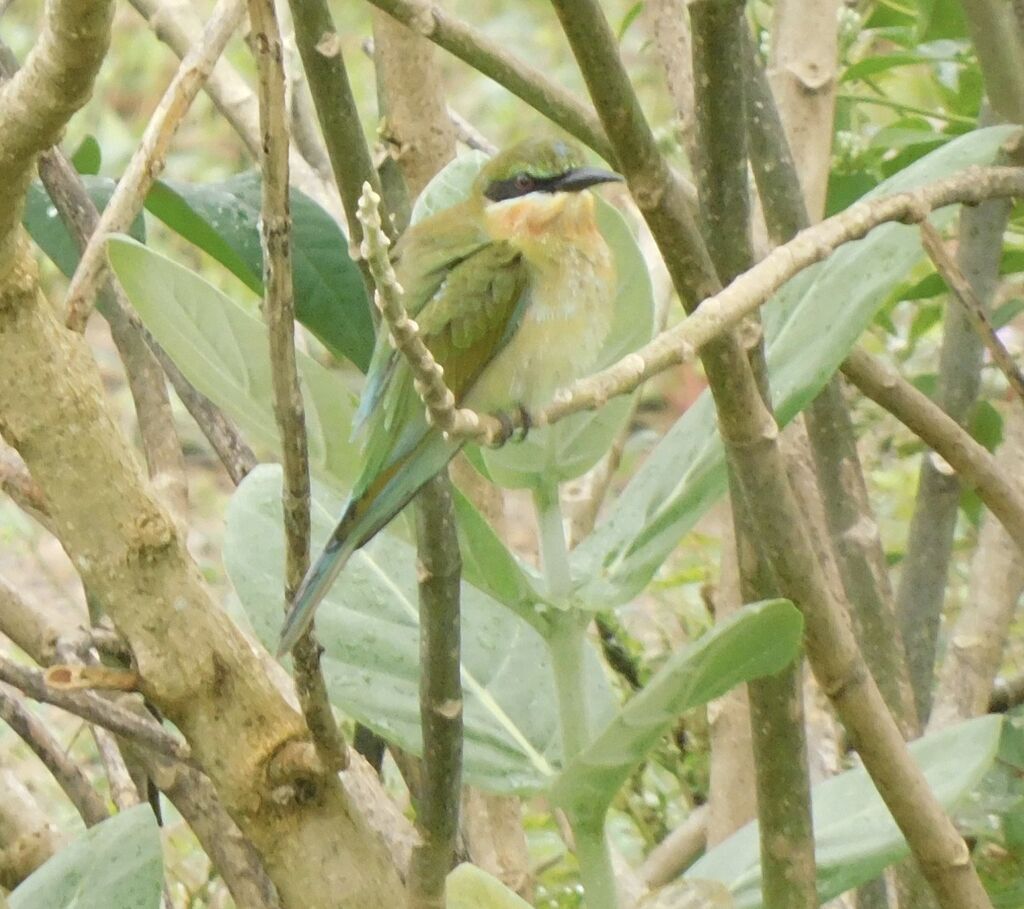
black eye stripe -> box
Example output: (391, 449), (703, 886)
(484, 171), (568, 202)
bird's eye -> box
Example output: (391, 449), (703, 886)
(514, 173), (534, 192)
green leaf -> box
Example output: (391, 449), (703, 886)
(446, 864), (533, 909)
(452, 489), (548, 632)
(71, 135), (102, 175)
(107, 236), (361, 490)
(224, 465), (617, 794)
(24, 177), (145, 277)
(411, 152), (656, 489)
(686, 715), (1002, 908)
(145, 173), (374, 371)
(550, 599), (802, 818)
(572, 125), (1022, 609)
(9, 804), (162, 909)
(970, 399), (1004, 453)
(992, 298), (1024, 330)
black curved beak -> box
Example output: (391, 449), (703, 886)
(554, 166), (624, 193)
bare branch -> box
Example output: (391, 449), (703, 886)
(0, 769), (60, 890)
(0, 0), (112, 252)
(0, 682), (109, 826)
(365, 0), (613, 163)
(0, 654), (192, 761)
(126, 0), (340, 219)
(921, 219), (1024, 404)
(248, 0), (347, 772)
(843, 346), (1024, 558)
(63, 0), (247, 332)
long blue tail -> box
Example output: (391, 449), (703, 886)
(276, 432), (461, 655)
(276, 502), (360, 655)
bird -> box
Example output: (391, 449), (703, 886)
(277, 137), (622, 655)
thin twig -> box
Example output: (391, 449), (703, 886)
(920, 220), (1024, 403)
(63, 0), (247, 332)
(149, 341), (258, 485)
(843, 346), (1024, 547)
(0, 654), (192, 762)
(0, 682), (109, 826)
(248, 0), (347, 772)
(126, 0), (338, 218)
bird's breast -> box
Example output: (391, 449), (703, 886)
(466, 237), (616, 413)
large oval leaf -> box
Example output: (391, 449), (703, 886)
(572, 124), (1021, 608)
(145, 173), (374, 371)
(107, 236), (361, 490)
(549, 599), (802, 819)
(411, 152), (655, 488)
(24, 176), (145, 278)
(685, 715), (1003, 908)
(9, 804), (162, 909)
(223, 465), (616, 794)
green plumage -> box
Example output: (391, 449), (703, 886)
(278, 140), (620, 654)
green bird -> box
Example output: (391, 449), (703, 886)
(278, 138), (622, 654)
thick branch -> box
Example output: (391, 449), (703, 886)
(0, 0), (112, 252)
(0, 234), (404, 907)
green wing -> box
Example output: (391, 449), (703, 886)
(355, 237), (530, 493)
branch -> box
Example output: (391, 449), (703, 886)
(929, 406), (1024, 728)
(842, 346), (1024, 555)
(125, 0), (339, 219)
(63, 0), (247, 332)
(691, 5), (816, 907)
(0, 682), (109, 826)
(376, 166), (1024, 445)
(364, 0), (613, 164)
(26, 141), (189, 523)
(921, 219), (1024, 404)
(286, 0), (395, 256)
(248, 0), (347, 772)
(1, 222), (403, 909)
(743, 27), (916, 734)
(546, 1), (993, 905)
(0, 441), (52, 532)
(0, 0), (112, 253)
(0, 770), (60, 890)
(0, 654), (192, 761)
(406, 475), (464, 909)
(130, 746), (283, 909)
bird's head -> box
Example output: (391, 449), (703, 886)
(475, 139), (622, 244)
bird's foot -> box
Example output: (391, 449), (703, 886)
(487, 404), (532, 446)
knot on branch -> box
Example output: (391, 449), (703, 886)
(265, 739), (328, 807)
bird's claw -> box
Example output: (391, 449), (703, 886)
(488, 404), (532, 446)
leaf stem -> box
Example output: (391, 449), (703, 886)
(534, 482), (617, 908)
